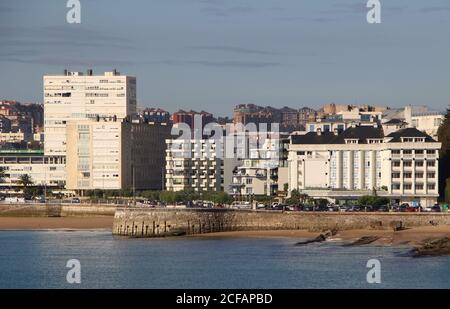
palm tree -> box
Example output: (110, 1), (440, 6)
(18, 174), (33, 188)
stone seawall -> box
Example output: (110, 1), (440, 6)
(113, 208), (450, 237)
(0, 204), (116, 217)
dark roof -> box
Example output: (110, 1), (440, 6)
(384, 118), (406, 125)
(386, 128), (436, 142)
(291, 126), (384, 145)
(291, 131), (337, 144)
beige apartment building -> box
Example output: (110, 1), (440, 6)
(288, 124), (441, 206)
(66, 118), (170, 192)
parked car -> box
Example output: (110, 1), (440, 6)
(430, 204), (441, 213)
(256, 203), (267, 210)
(302, 205), (315, 211)
(374, 205), (390, 212)
(346, 205), (362, 212)
(338, 205), (351, 212)
(316, 205), (329, 212)
(423, 204), (440, 212)
(327, 205), (340, 212)
(273, 204), (288, 211)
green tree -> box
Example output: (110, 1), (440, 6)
(159, 191), (176, 204)
(358, 195), (389, 206)
(211, 192), (233, 205)
(438, 107), (450, 202)
(18, 174), (34, 199)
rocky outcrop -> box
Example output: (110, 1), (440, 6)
(344, 236), (380, 246)
(295, 229), (338, 246)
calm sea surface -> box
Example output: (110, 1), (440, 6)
(0, 230), (449, 289)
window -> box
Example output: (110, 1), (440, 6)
(415, 161), (424, 167)
(392, 150), (401, 155)
(393, 161), (401, 167)
(323, 125), (330, 132)
(297, 151), (305, 155)
(415, 173), (423, 178)
(404, 184), (412, 190)
(392, 184), (400, 190)
(403, 161), (412, 167)
(392, 173), (400, 178)
(402, 137), (414, 142)
(427, 161), (435, 167)
(403, 150), (412, 155)
(427, 184), (436, 190)
(415, 184), (424, 190)
(415, 150), (424, 154)
(404, 173), (412, 179)
(427, 172), (435, 179)
(427, 150), (435, 155)
(345, 139), (359, 144)
(309, 125), (315, 132)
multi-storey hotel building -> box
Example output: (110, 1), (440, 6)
(288, 124), (441, 206)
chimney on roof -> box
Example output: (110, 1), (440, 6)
(87, 69), (93, 76)
(317, 128), (322, 136)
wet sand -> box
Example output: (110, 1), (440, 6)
(199, 225), (450, 246)
(0, 217), (114, 230)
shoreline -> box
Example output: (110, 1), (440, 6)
(191, 225), (450, 246)
(0, 217), (114, 230)
(0, 217), (449, 247)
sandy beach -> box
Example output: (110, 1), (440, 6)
(0, 217), (114, 230)
(197, 225), (450, 246)
(0, 216), (449, 247)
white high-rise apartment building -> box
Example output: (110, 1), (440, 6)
(43, 69), (136, 156)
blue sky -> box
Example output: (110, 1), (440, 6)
(1, 0), (450, 116)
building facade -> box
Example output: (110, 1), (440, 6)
(165, 138), (223, 192)
(230, 136), (289, 196)
(43, 69), (136, 156)
(0, 150), (65, 190)
(66, 118), (170, 192)
(288, 125), (441, 206)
